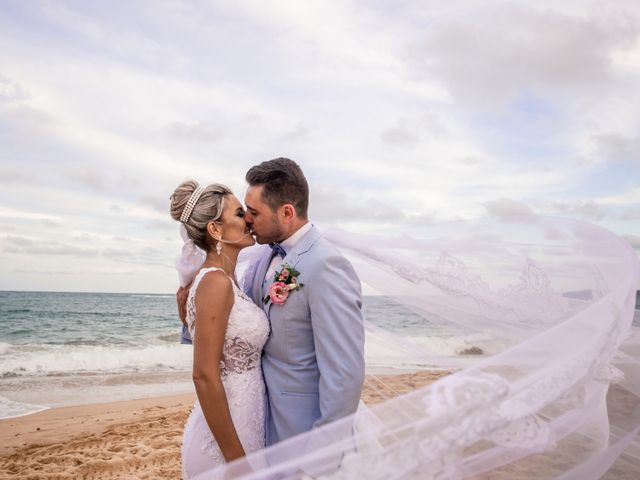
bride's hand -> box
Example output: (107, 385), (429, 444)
(176, 282), (191, 325)
(222, 458), (256, 480)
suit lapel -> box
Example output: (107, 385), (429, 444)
(281, 225), (320, 268)
(253, 226), (320, 321)
(265, 225), (321, 316)
(253, 250), (273, 307)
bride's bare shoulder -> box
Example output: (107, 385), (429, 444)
(194, 269), (234, 305)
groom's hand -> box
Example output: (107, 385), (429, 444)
(176, 283), (191, 326)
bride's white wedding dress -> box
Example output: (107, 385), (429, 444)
(182, 267), (270, 479)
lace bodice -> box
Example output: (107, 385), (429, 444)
(186, 267), (270, 376)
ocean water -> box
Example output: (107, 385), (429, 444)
(1, 290), (639, 419)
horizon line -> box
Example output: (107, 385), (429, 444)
(0, 289), (175, 295)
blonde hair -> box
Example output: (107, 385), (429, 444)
(170, 180), (232, 251)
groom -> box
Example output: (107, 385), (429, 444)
(243, 158), (365, 446)
(180, 158), (365, 446)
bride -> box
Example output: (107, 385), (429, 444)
(170, 180), (269, 478)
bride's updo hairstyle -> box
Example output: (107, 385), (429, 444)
(170, 180), (232, 251)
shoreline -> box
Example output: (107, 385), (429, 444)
(0, 365), (447, 421)
(0, 370), (195, 419)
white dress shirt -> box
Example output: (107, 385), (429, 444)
(263, 222), (312, 285)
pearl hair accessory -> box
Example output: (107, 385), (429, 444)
(180, 186), (206, 223)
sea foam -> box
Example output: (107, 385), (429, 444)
(0, 395), (49, 419)
(0, 343), (192, 376)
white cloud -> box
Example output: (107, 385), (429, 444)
(381, 119), (420, 146)
(168, 121), (222, 143)
(0, 73), (28, 102)
(0, 206), (63, 225)
(591, 133), (640, 163)
(3, 235), (99, 257)
(547, 200), (608, 222)
(484, 198), (536, 220)
(407, 3), (640, 107)
(600, 187), (640, 205)
(0, 0), (638, 291)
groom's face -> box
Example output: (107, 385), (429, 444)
(244, 185), (286, 244)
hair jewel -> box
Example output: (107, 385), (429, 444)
(180, 185), (206, 223)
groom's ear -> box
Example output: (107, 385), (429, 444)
(281, 204), (295, 221)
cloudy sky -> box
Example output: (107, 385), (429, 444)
(1, 0), (639, 293)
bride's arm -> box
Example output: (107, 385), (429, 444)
(192, 271), (245, 462)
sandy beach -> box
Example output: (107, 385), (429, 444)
(2, 370), (638, 479)
(0, 371), (449, 479)
(0, 394), (192, 479)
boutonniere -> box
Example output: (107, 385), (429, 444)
(263, 263), (304, 305)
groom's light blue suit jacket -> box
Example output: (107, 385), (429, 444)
(246, 225), (365, 446)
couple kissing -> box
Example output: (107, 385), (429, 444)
(169, 157), (365, 478)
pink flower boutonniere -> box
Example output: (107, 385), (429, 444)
(263, 263), (304, 305)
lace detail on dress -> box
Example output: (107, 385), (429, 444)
(200, 368), (267, 457)
(220, 337), (261, 376)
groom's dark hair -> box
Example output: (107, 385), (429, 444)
(246, 157), (309, 218)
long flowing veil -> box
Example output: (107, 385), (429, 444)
(199, 216), (640, 479)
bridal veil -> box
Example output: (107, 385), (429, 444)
(196, 216), (640, 479)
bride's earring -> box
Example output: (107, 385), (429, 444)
(216, 239), (222, 256)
